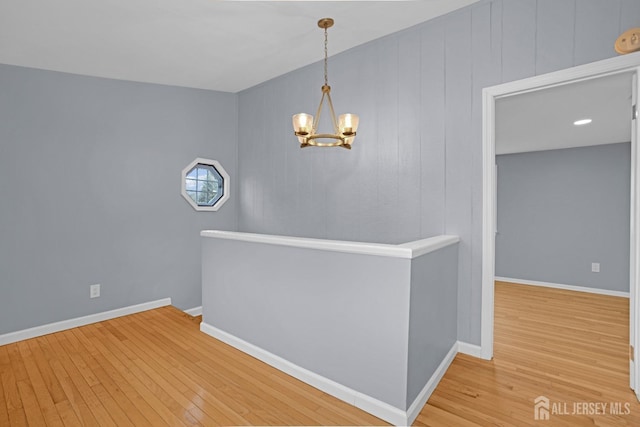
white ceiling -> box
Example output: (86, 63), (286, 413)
(496, 72), (633, 155)
(0, 0), (478, 93)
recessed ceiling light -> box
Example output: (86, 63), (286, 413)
(573, 118), (592, 126)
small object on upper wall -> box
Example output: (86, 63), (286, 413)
(615, 28), (640, 55)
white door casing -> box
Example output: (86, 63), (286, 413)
(632, 69), (640, 398)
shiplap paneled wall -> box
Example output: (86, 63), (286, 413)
(237, 0), (640, 345)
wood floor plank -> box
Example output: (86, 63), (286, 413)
(7, 344), (28, 383)
(43, 333), (117, 427)
(16, 341), (64, 427)
(67, 328), (167, 427)
(116, 321), (255, 425)
(107, 317), (256, 425)
(89, 384), (136, 427)
(27, 339), (67, 405)
(38, 340), (102, 427)
(78, 324), (198, 426)
(416, 402), (484, 427)
(47, 358), (99, 426)
(0, 345), (17, 427)
(54, 399), (83, 427)
(53, 334), (99, 388)
(0, 367), (10, 427)
(94, 325), (215, 425)
(16, 380), (47, 427)
(56, 332), (136, 427)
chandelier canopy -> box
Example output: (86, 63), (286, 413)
(292, 18), (359, 150)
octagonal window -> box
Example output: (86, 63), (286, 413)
(181, 158), (229, 211)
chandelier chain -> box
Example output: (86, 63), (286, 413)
(324, 27), (328, 86)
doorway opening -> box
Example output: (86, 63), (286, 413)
(481, 53), (640, 399)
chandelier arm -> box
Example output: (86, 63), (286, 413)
(312, 91), (326, 134)
(325, 91), (340, 134)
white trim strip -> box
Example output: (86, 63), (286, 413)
(457, 341), (484, 359)
(486, 52), (640, 99)
(200, 322), (408, 425)
(184, 306), (202, 316)
(398, 235), (460, 258)
(0, 298), (172, 346)
(406, 342), (458, 425)
(495, 277), (630, 298)
(201, 230), (459, 259)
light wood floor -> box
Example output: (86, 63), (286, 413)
(1, 282), (639, 426)
(0, 307), (384, 426)
(417, 281), (640, 426)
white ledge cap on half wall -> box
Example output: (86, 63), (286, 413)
(200, 230), (460, 259)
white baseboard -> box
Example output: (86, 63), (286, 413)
(495, 276), (630, 298)
(200, 322), (409, 426)
(0, 298), (172, 346)
(457, 341), (484, 359)
(406, 341), (458, 425)
(184, 306), (202, 316)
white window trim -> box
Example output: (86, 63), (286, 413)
(181, 158), (230, 211)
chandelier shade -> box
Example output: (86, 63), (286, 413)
(292, 113), (313, 136)
(292, 18), (359, 149)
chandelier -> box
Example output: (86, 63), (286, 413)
(292, 18), (359, 149)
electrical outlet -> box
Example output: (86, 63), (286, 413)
(591, 263), (600, 273)
(90, 284), (101, 298)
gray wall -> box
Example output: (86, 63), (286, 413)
(496, 143), (630, 292)
(202, 237), (411, 409)
(236, 0), (640, 345)
(407, 244), (458, 407)
(0, 64), (238, 335)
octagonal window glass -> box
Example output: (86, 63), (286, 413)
(181, 158), (230, 211)
(185, 164), (224, 207)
